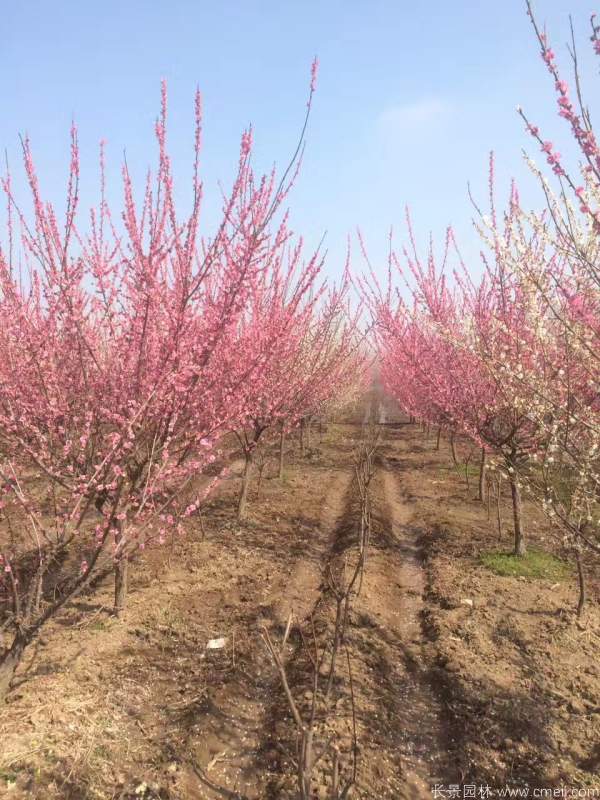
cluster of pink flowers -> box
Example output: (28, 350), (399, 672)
(525, 3), (600, 185)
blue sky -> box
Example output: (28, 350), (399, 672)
(2, 0), (596, 283)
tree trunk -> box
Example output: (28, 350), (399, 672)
(238, 452), (253, 521)
(278, 425), (285, 480)
(299, 419), (305, 457)
(450, 432), (458, 465)
(464, 459), (470, 490)
(256, 462), (266, 500)
(508, 468), (526, 556)
(575, 549), (586, 618)
(306, 418), (311, 451)
(0, 632), (27, 702)
(114, 558), (128, 617)
(478, 447), (487, 502)
(435, 426), (441, 451)
(496, 477), (503, 540)
(27, 567), (44, 617)
(113, 520), (129, 616)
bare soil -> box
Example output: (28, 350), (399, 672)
(1, 401), (599, 798)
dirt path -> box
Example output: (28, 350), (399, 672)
(161, 422), (453, 799)
(270, 470), (351, 626)
(181, 415), (453, 799)
(318, 438), (449, 799)
(179, 468), (353, 799)
(378, 457), (448, 794)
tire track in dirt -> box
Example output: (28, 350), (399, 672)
(269, 469), (351, 627)
(179, 467), (353, 799)
(329, 436), (451, 798)
(180, 415), (452, 798)
(253, 423), (453, 799)
(378, 456), (449, 794)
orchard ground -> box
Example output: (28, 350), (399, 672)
(0, 392), (598, 799)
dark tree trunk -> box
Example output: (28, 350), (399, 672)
(113, 521), (129, 616)
(435, 426), (441, 451)
(496, 477), (503, 540)
(450, 432), (458, 465)
(478, 447), (487, 502)
(464, 451), (473, 491)
(575, 549), (586, 618)
(114, 558), (128, 617)
(0, 632), (27, 702)
(278, 425), (285, 480)
(508, 466), (526, 556)
(238, 452), (253, 521)
(256, 461), (266, 500)
(299, 419), (305, 457)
